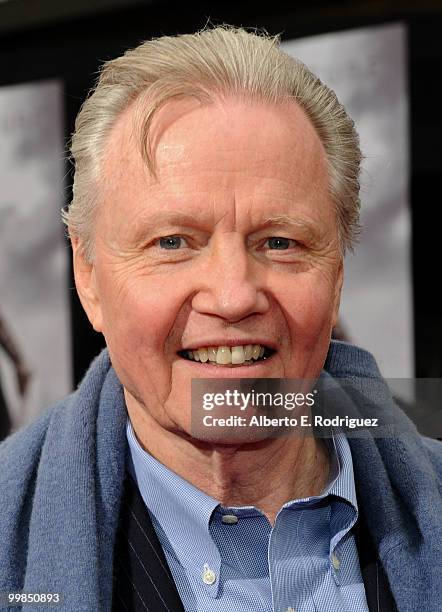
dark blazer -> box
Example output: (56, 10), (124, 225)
(112, 474), (398, 612)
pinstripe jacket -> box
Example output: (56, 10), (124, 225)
(0, 343), (441, 612)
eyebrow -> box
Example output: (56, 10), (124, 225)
(131, 211), (211, 238)
(261, 215), (319, 231)
(259, 215), (325, 241)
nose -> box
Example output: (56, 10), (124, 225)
(191, 233), (270, 322)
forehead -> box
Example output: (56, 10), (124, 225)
(99, 96), (332, 230)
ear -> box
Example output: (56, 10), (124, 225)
(71, 236), (103, 333)
(331, 260), (344, 328)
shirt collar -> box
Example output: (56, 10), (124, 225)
(302, 430), (359, 558)
(288, 429), (358, 509)
(327, 429), (358, 509)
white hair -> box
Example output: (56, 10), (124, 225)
(63, 25), (361, 261)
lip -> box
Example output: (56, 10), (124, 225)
(180, 338), (278, 351)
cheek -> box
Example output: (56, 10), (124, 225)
(280, 276), (337, 344)
(98, 272), (191, 362)
(100, 286), (176, 406)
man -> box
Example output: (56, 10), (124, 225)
(0, 26), (440, 612)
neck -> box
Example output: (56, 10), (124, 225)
(127, 400), (330, 525)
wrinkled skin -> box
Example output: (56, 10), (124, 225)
(73, 97), (343, 516)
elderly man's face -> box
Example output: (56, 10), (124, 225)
(74, 97), (343, 438)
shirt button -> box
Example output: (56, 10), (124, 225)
(287, 607), (296, 612)
(202, 564), (216, 585)
(331, 553), (341, 570)
(221, 514), (239, 524)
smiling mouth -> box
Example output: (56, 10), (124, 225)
(177, 344), (275, 367)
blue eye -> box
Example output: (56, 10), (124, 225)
(159, 236), (183, 249)
(266, 237), (293, 250)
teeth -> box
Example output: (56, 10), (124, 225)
(231, 346), (245, 364)
(184, 344), (269, 365)
(198, 348), (208, 363)
(216, 346), (231, 364)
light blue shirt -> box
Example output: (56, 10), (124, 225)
(127, 420), (369, 612)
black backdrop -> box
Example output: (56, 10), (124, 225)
(0, 0), (441, 386)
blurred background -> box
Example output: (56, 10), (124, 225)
(0, 0), (441, 438)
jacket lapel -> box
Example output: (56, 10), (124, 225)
(112, 474), (185, 612)
(353, 499), (398, 612)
